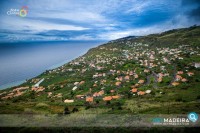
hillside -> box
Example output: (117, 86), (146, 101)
(0, 25), (200, 115)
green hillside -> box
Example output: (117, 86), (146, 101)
(0, 25), (200, 115)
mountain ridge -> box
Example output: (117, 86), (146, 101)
(0, 25), (200, 115)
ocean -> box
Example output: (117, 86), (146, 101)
(0, 41), (103, 90)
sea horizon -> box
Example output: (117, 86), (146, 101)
(0, 41), (105, 90)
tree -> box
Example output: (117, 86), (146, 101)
(127, 92), (132, 99)
(63, 106), (70, 115)
(72, 107), (79, 113)
(29, 91), (36, 99)
(106, 101), (111, 105)
(70, 91), (75, 98)
(95, 100), (99, 104)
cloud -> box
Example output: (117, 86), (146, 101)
(186, 6), (200, 21)
(68, 35), (96, 41)
(0, 0), (200, 42)
(0, 16), (89, 32)
(179, 0), (200, 22)
(31, 11), (108, 23)
(125, 1), (152, 14)
(97, 14), (198, 40)
(181, 0), (200, 6)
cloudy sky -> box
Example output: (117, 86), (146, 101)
(0, 0), (200, 42)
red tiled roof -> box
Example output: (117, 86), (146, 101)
(103, 96), (112, 101)
(131, 88), (138, 93)
(86, 97), (93, 102)
(112, 95), (120, 99)
(137, 91), (145, 95)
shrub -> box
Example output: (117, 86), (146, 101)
(85, 106), (90, 110)
(195, 78), (200, 82)
(64, 106), (70, 115)
(175, 97), (182, 102)
(196, 95), (200, 100)
(35, 103), (49, 109)
(95, 100), (99, 104)
(106, 101), (111, 105)
(118, 106), (123, 110)
(72, 107), (79, 113)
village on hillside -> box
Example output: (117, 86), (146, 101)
(0, 26), (200, 114)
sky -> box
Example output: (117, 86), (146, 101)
(0, 0), (200, 42)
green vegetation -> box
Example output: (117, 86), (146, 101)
(0, 25), (200, 116)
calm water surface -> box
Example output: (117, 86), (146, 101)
(0, 41), (103, 89)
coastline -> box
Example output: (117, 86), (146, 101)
(0, 80), (26, 90)
(0, 41), (105, 90)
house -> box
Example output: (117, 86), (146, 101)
(0, 92), (6, 96)
(93, 84), (97, 87)
(134, 74), (139, 79)
(76, 95), (85, 99)
(158, 77), (163, 82)
(86, 97), (93, 102)
(124, 75), (130, 80)
(74, 82), (79, 85)
(117, 70), (121, 74)
(187, 72), (194, 76)
(7, 92), (14, 96)
(137, 91), (146, 95)
(132, 83), (140, 87)
(13, 86), (29, 92)
(48, 92), (52, 97)
(119, 76), (123, 81)
(144, 69), (149, 73)
(72, 86), (78, 91)
(110, 90), (115, 93)
(31, 87), (45, 92)
(93, 90), (104, 97)
(13, 90), (24, 97)
(79, 81), (85, 85)
(175, 75), (182, 81)
(103, 73), (106, 77)
(160, 66), (165, 71)
(194, 63), (200, 68)
(31, 87), (38, 91)
(93, 92), (99, 97)
(36, 87), (45, 92)
(103, 96), (112, 101)
(112, 95), (120, 99)
(131, 88), (137, 93)
(177, 71), (183, 75)
(1, 95), (12, 100)
(64, 99), (74, 103)
(145, 90), (151, 94)
(115, 81), (121, 86)
(93, 74), (98, 78)
(182, 78), (187, 82)
(54, 93), (62, 98)
(172, 82), (180, 86)
(158, 73), (164, 77)
(100, 79), (106, 85)
(129, 71), (134, 76)
(98, 90), (104, 95)
(138, 80), (145, 84)
(98, 73), (103, 77)
(150, 54), (155, 60)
